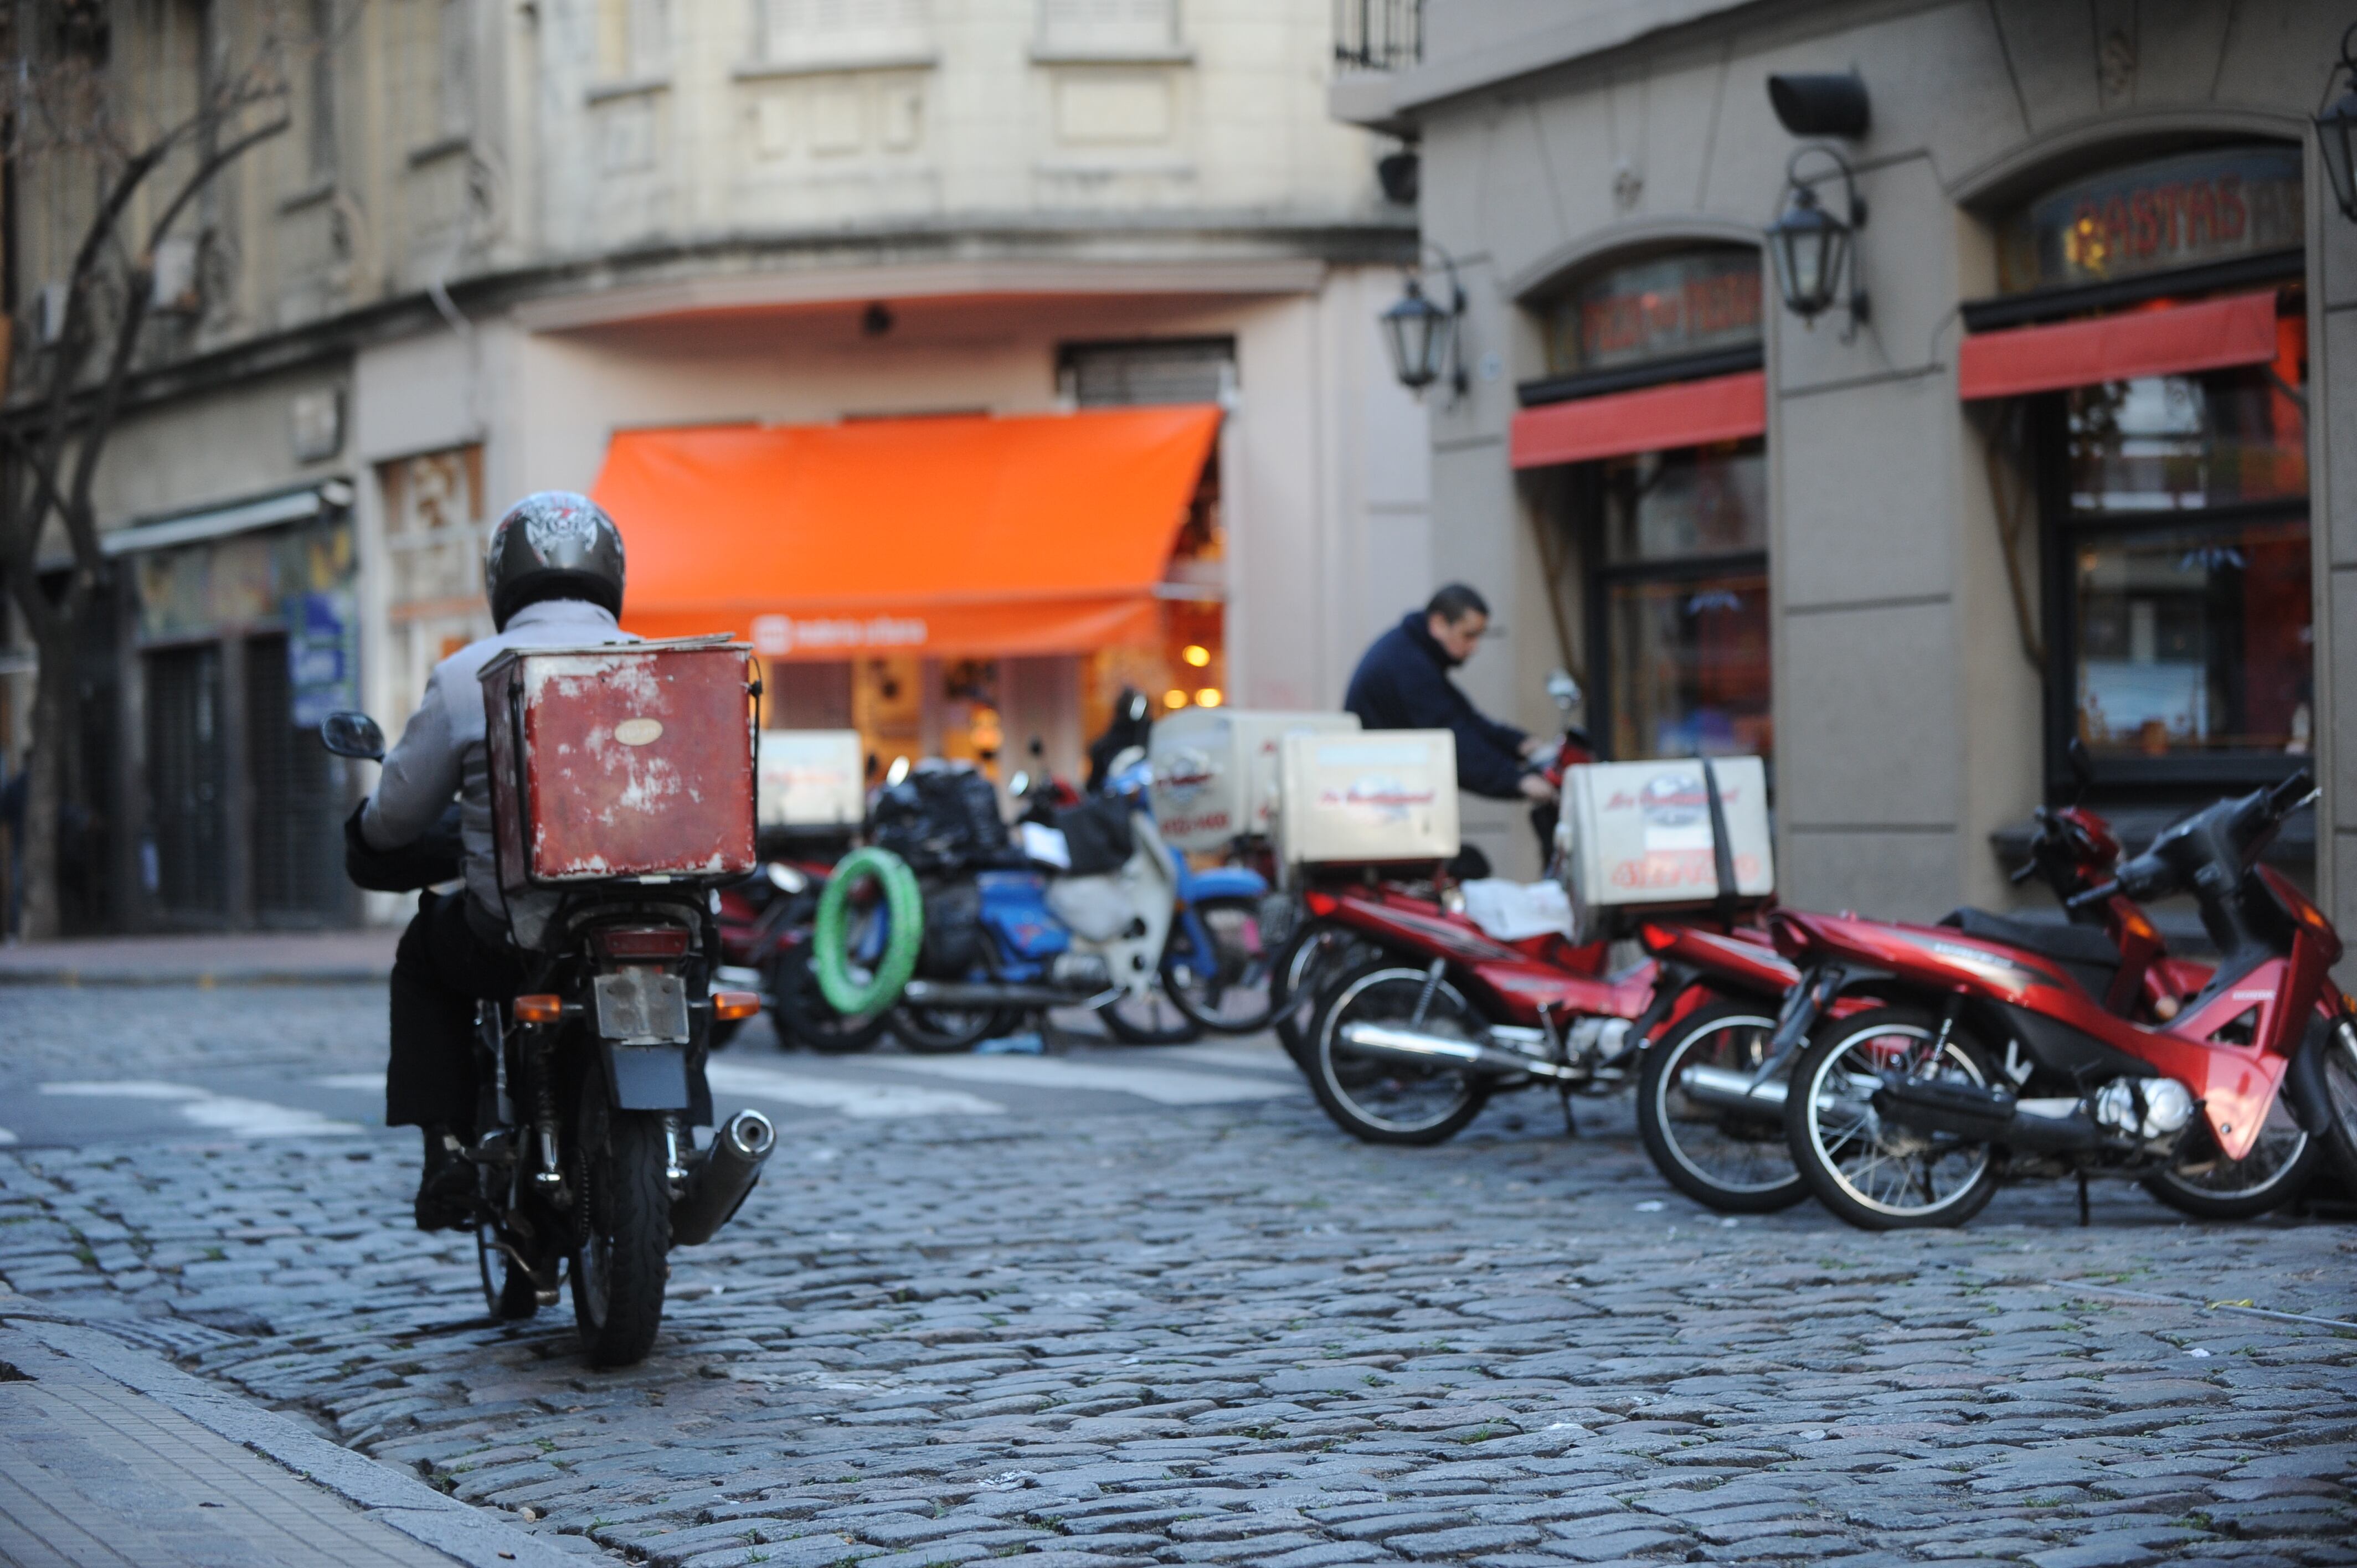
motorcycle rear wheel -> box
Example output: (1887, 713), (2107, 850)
(570, 1105), (671, 1368)
(1785, 1006), (2000, 1231)
(892, 1004), (1016, 1053)
(1636, 1001), (1809, 1213)
(768, 946), (889, 1054)
(1101, 986), (1202, 1045)
(1308, 960), (1491, 1145)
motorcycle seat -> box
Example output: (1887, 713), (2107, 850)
(1938, 907), (2119, 1001)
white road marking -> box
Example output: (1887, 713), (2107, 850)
(704, 1061), (1003, 1119)
(1134, 1042), (1299, 1076)
(39, 1081), (362, 1138)
(862, 1053), (1302, 1105)
(313, 1073), (383, 1092)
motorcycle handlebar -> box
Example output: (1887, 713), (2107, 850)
(2008, 858), (2039, 885)
(2267, 769), (2316, 818)
(2065, 879), (2119, 914)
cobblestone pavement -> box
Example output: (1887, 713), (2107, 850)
(2, 986), (2354, 1568)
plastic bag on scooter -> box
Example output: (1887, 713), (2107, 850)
(1054, 797), (1134, 877)
(1461, 878), (1574, 942)
(1046, 874), (1134, 943)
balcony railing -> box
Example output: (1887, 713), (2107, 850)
(1334, 0), (1421, 72)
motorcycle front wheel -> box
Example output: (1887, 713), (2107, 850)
(1269, 920), (1381, 1067)
(1161, 895), (1278, 1035)
(2290, 1015), (2357, 1192)
(1308, 960), (1491, 1145)
(569, 1103), (671, 1367)
(1785, 1007), (2001, 1230)
(1635, 1002), (1809, 1213)
(768, 945), (890, 1054)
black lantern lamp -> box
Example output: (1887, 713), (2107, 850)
(2317, 24), (2357, 223)
(1767, 145), (1868, 337)
(1380, 245), (1468, 400)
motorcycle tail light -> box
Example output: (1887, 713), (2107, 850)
(513, 994), (565, 1024)
(1303, 890), (1340, 917)
(594, 925), (692, 960)
(712, 990), (762, 1022)
(1636, 922), (1676, 956)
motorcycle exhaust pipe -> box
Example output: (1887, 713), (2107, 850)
(1674, 1063), (1788, 1113)
(1334, 1021), (1574, 1081)
(671, 1110), (776, 1247)
(900, 978), (1079, 1009)
(1872, 1079), (2102, 1153)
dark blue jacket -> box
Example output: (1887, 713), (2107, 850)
(1343, 613), (1529, 798)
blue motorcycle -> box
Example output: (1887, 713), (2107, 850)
(881, 755), (1269, 1049)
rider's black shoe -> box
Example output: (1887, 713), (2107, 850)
(414, 1127), (475, 1232)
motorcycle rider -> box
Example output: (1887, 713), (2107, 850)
(357, 492), (637, 1230)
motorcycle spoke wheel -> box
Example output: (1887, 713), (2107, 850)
(2292, 1018), (2357, 1192)
(1271, 923), (1380, 1065)
(1162, 896), (1278, 1035)
(569, 1106), (671, 1368)
(1100, 987), (1202, 1045)
(891, 1005), (1012, 1053)
(1636, 1003), (1808, 1213)
(2143, 1084), (2317, 1219)
(1785, 1008), (1999, 1231)
(1308, 960), (1490, 1145)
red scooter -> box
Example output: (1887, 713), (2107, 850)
(1773, 773), (2346, 1229)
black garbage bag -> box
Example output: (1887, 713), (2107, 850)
(871, 765), (1011, 874)
(1055, 796), (1135, 878)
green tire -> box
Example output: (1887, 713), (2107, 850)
(813, 847), (923, 1016)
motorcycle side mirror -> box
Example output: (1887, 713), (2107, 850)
(1546, 669), (1582, 711)
(765, 862), (808, 894)
(1008, 770), (1032, 799)
(318, 710), (385, 762)
(2065, 736), (2094, 802)
(885, 755), (910, 786)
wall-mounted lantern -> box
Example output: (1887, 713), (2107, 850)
(1766, 146), (1868, 337)
(1380, 246), (1467, 400)
(2315, 25), (2357, 223)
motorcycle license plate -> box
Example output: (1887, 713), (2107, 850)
(593, 970), (692, 1043)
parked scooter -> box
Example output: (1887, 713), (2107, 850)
(1777, 772), (2344, 1229)
(714, 858), (892, 1053)
(1632, 767), (2210, 1212)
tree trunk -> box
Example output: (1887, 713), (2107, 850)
(18, 616), (78, 942)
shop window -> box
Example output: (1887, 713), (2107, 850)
(1535, 248), (1761, 385)
(2046, 319), (2311, 771)
(1582, 440), (1771, 764)
(1058, 336), (1233, 408)
(1037, 0), (1177, 56)
(1996, 145), (2303, 296)
(761, 0), (929, 68)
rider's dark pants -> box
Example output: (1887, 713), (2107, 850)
(387, 891), (526, 1133)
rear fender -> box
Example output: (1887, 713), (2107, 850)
(1185, 865), (1270, 902)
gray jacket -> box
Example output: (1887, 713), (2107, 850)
(362, 599), (639, 944)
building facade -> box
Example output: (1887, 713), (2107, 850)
(1336, 0), (2355, 930)
(3, 0), (1427, 932)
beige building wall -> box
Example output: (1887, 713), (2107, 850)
(1341, 0), (2350, 929)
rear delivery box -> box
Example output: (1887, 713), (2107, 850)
(1277, 729), (1459, 866)
(1558, 756), (1773, 914)
(757, 729), (865, 828)
(1149, 709), (1361, 852)
(480, 639), (758, 889)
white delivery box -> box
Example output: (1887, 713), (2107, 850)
(1277, 729), (1460, 866)
(1558, 756), (1773, 919)
(756, 730), (866, 829)
(1150, 708), (1362, 852)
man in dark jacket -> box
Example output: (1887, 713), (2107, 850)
(1344, 584), (1556, 804)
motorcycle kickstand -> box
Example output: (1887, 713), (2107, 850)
(2075, 1168), (2091, 1227)
(1557, 1085), (1577, 1137)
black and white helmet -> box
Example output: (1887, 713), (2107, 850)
(483, 491), (626, 630)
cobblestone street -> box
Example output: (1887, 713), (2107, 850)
(2, 983), (2353, 1568)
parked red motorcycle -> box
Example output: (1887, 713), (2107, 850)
(1631, 776), (2209, 1212)
(1776, 773), (2346, 1229)
(714, 856), (891, 1054)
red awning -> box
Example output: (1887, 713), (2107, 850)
(591, 407), (1221, 659)
(1957, 290), (2279, 401)
(1509, 371), (1767, 470)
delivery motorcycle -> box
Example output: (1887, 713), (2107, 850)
(320, 648), (775, 1368)
(1776, 772), (2344, 1230)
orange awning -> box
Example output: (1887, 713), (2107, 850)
(1957, 290), (2278, 400)
(1509, 372), (1767, 470)
(593, 406), (1221, 659)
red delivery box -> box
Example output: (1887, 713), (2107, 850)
(480, 638), (758, 890)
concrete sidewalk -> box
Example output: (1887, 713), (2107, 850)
(0, 930), (399, 987)
(0, 1290), (581, 1567)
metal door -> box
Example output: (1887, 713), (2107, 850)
(145, 644), (227, 921)
(246, 632), (349, 926)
